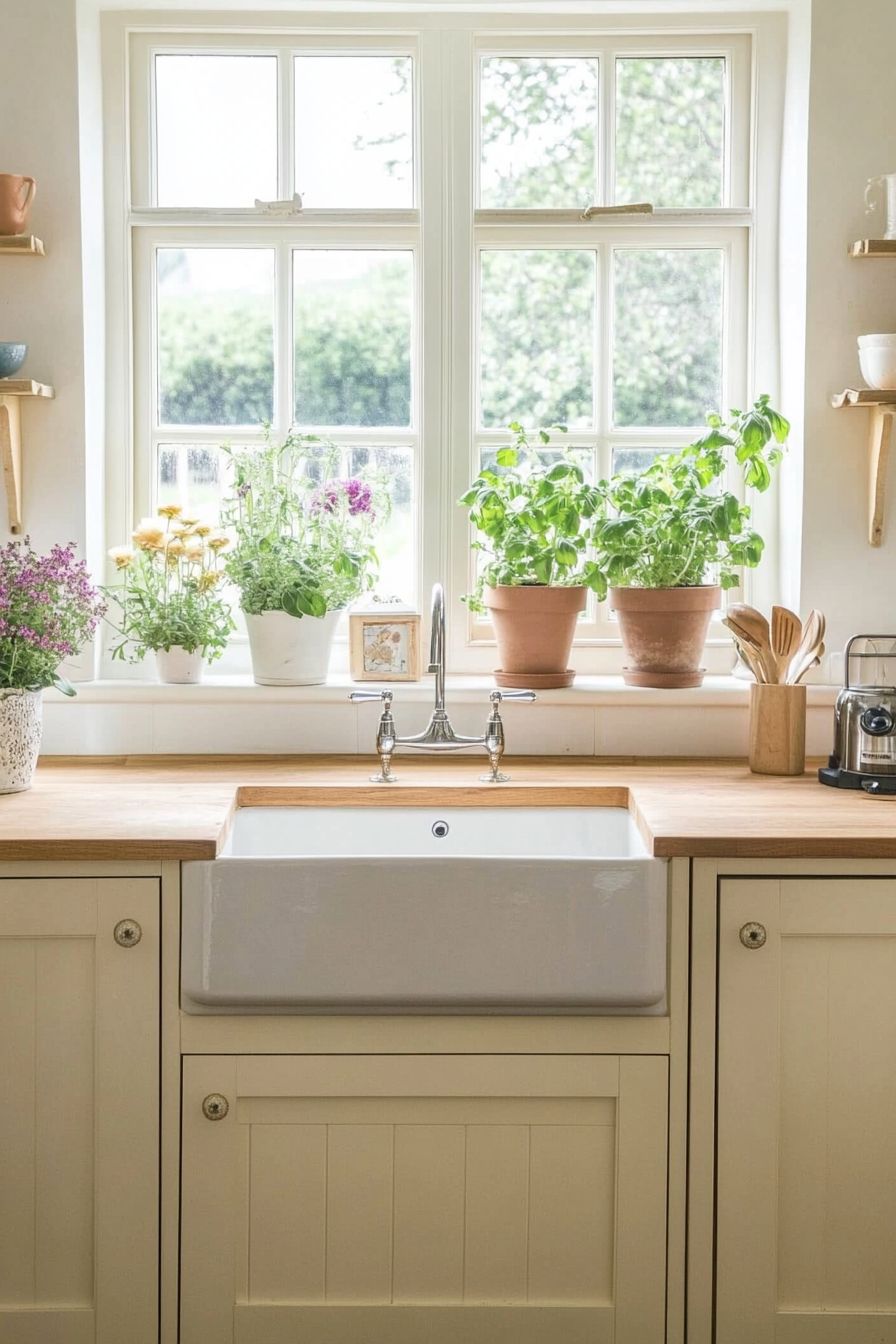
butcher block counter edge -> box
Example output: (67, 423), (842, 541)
(1, 755), (895, 861)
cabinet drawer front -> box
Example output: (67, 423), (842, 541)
(181, 1053), (668, 1344)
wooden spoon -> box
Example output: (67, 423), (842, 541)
(727, 604), (776, 683)
(723, 616), (769, 683)
(791, 642), (825, 685)
(771, 606), (802, 683)
(786, 609), (825, 685)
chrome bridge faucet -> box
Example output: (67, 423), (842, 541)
(350, 583), (536, 783)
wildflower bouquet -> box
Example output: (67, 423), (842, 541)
(220, 431), (390, 617)
(105, 507), (235, 663)
(0, 538), (106, 695)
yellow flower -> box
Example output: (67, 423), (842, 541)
(197, 571), (221, 593)
(193, 524), (212, 537)
(108, 545), (135, 570)
(184, 543), (205, 562)
(132, 519), (166, 550)
(157, 504), (182, 519)
(206, 534), (230, 552)
(171, 524), (192, 539)
(165, 537), (186, 556)
(180, 516), (200, 529)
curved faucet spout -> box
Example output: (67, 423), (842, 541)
(428, 582), (446, 714)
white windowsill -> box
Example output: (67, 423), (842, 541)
(45, 673), (839, 709)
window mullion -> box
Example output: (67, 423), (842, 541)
(279, 47), (294, 200)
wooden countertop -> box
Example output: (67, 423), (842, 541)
(1, 755), (896, 861)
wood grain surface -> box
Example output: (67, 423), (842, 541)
(1, 755), (895, 860)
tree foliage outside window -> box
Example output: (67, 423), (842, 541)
(155, 55), (728, 440)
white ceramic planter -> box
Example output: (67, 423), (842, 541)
(0, 688), (43, 793)
(245, 608), (341, 686)
(154, 646), (204, 684)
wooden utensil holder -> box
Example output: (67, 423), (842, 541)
(749, 682), (806, 775)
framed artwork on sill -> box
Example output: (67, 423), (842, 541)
(349, 612), (422, 682)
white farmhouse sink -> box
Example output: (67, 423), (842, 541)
(181, 806), (667, 1015)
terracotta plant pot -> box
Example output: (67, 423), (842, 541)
(484, 584), (587, 689)
(611, 585), (721, 689)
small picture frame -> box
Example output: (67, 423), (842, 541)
(349, 612), (422, 681)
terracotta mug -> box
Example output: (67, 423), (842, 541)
(0, 174), (36, 235)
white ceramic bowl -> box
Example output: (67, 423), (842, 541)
(858, 333), (896, 348)
(859, 344), (896, 389)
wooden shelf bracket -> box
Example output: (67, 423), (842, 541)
(0, 379), (55, 534)
(832, 388), (896, 546)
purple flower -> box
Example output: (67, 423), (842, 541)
(310, 478), (376, 520)
(0, 537), (105, 692)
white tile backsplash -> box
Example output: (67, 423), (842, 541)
(39, 678), (840, 760)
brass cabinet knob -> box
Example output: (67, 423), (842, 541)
(202, 1093), (230, 1122)
(739, 921), (767, 949)
(113, 918), (142, 948)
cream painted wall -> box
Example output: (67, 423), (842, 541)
(1, 0), (893, 679)
(801, 0), (896, 657)
(0, 0), (88, 557)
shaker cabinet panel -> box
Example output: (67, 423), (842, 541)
(716, 878), (896, 1344)
(0, 878), (159, 1344)
(181, 1052), (668, 1344)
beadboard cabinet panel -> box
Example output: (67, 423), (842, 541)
(181, 1052), (668, 1344)
(0, 878), (159, 1344)
(716, 878), (896, 1344)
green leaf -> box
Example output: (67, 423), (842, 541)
(496, 447), (518, 468)
(52, 676), (76, 697)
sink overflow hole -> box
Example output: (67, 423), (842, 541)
(431, 821), (450, 838)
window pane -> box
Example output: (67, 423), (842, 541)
(155, 56), (277, 207)
(345, 445), (415, 603)
(480, 58), (598, 208)
(615, 58), (725, 208)
(157, 444), (226, 522)
(293, 251), (413, 428)
(295, 56), (413, 208)
(612, 248), (723, 428)
(611, 447), (674, 475)
(157, 249), (274, 427)
(157, 248), (275, 424)
(480, 250), (595, 429)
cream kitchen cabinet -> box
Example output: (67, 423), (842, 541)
(180, 1051), (670, 1344)
(0, 874), (159, 1344)
(690, 862), (896, 1344)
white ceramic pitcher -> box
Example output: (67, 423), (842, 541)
(865, 173), (896, 240)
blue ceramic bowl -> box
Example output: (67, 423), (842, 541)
(0, 343), (27, 378)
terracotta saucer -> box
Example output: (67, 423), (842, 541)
(622, 668), (705, 688)
(493, 669), (576, 689)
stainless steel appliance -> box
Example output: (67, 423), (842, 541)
(819, 635), (896, 793)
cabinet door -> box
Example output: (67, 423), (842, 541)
(182, 1053), (668, 1344)
(717, 878), (896, 1344)
(0, 878), (159, 1344)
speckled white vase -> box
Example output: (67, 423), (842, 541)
(154, 646), (204, 684)
(0, 688), (43, 793)
(245, 609), (341, 685)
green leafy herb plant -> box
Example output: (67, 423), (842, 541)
(220, 430), (390, 619)
(458, 423), (605, 614)
(588, 396), (790, 598)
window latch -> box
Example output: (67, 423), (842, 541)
(580, 202), (653, 220)
(254, 193), (304, 216)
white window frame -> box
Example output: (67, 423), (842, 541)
(101, 11), (785, 679)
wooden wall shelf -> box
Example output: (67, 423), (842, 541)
(0, 379), (54, 533)
(832, 389), (896, 546)
(849, 239), (896, 257)
(0, 235), (45, 256)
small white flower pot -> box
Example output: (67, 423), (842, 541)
(0, 688), (43, 793)
(154, 646), (205, 684)
(245, 608), (341, 685)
